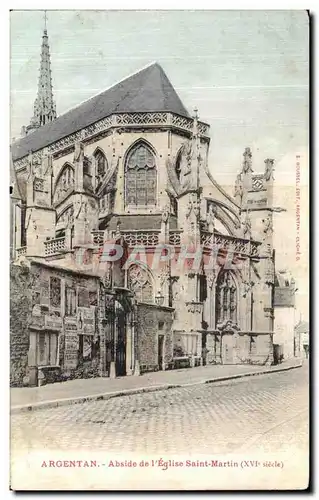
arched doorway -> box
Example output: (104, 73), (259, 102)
(115, 299), (126, 376)
(215, 270), (239, 364)
(215, 270), (238, 328)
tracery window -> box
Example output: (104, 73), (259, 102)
(127, 264), (154, 304)
(94, 149), (108, 188)
(215, 271), (238, 327)
(53, 164), (75, 204)
(125, 143), (156, 207)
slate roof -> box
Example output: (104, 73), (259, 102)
(12, 62), (190, 162)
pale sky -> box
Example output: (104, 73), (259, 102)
(10, 10), (309, 320)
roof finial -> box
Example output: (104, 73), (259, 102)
(44, 10), (47, 33)
(23, 10), (56, 134)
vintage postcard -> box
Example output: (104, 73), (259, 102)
(10, 10), (309, 491)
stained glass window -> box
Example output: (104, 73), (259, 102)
(53, 164), (75, 204)
(125, 143), (156, 207)
(215, 271), (238, 327)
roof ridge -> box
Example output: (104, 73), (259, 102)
(12, 61), (190, 161)
(58, 61), (160, 119)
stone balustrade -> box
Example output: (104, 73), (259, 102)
(201, 231), (260, 257)
(44, 237), (66, 256)
(16, 246), (26, 258)
(120, 230), (161, 247)
(91, 230), (104, 247)
(169, 231), (182, 246)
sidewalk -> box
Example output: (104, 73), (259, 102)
(11, 358), (302, 413)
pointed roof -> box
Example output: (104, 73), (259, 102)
(12, 62), (190, 161)
(26, 14), (57, 133)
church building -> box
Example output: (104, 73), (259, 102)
(10, 21), (278, 386)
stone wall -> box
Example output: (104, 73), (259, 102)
(136, 303), (174, 373)
(11, 260), (103, 386)
(10, 263), (31, 386)
(205, 332), (273, 366)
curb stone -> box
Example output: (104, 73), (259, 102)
(11, 362), (303, 415)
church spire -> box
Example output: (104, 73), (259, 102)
(23, 11), (56, 136)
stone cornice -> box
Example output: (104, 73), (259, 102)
(13, 112), (210, 171)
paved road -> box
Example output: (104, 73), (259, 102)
(11, 363), (309, 456)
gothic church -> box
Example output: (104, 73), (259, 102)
(10, 21), (278, 386)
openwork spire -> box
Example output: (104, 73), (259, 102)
(26, 11), (56, 134)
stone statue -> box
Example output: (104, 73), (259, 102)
(161, 205), (170, 224)
(242, 147), (253, 174)
(234, 174), (243, 202)
(185, 200), (193, 218)
(74, 197), (86, 219)
(193, 199), (200, 218)
(74, 142), (84, 163)
(27, 152), (34, 181)
(207, 204), (215, 229)
(264, 158), (275, 181)
(242, 211), (252, 238)
(179, 140), (193, 189)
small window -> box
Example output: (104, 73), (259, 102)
(37, 332), (58, 366)
(158, 321), (164, 330)
(78, 287), (90, 307)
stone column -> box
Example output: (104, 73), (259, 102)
(126, 312), (133, 376)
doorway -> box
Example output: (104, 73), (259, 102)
(158, 335), (165, 370)
(115, 301), (126, 377)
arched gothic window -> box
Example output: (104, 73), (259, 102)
(125, 143), (156, 207)
(127, 264), (154, 304)
(94, 149), (108, 188)
(215, 271), (238, 327)
(53, 164), (75, 204)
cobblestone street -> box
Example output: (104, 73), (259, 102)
(11, 363), (309, 456)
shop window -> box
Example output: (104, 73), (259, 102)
(37, 332), (58, 366)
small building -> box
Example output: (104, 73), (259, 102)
(294, 320), (309, 358)
(273, 271), (296, 361)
